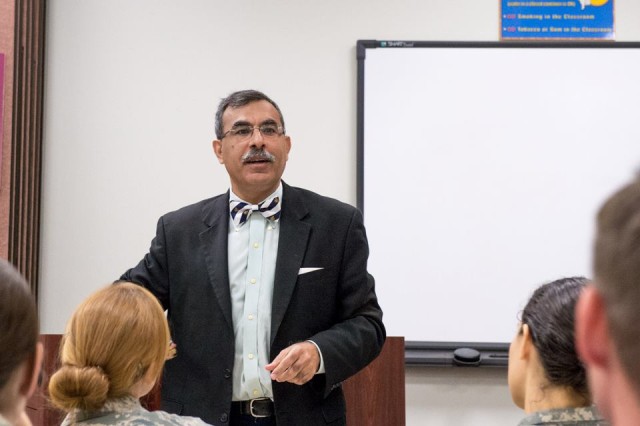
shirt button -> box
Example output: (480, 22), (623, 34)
(248, 314), (254, 320)
(253, 242), (259, 248)
(219, 413), (228, 423)
(253, 389), (259, 396)
(248, 353), (254, 360)
(250, 278), (256, 284)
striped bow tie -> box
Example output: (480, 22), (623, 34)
(229, 196), (281, 228)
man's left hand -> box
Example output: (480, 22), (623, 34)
(265, 341), (320, 385)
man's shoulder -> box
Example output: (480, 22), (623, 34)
(161, 193), (227, 222)
(285, 184), (357, 214)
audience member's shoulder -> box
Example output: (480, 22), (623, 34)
(144, 409), (213, 426)
(519, 406), (609, 425)
(81, 409), (214, 426)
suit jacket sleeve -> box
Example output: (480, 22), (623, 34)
(120, 216), (171, 309)
(306, 207), (385, 397)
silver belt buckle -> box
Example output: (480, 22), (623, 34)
(250, 398), (270, 418)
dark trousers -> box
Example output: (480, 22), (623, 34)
(229, 412), (276, 426)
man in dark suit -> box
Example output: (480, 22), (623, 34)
(121, 90), (385, 426)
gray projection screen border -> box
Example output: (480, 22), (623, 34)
(356, 40), (640, 367)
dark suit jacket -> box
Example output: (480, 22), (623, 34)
(121, 182), (385, 425)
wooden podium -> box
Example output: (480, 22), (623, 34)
(344, 336), (405, 426)
(28, 335), (405, 426)
(27, 335), (65, 426)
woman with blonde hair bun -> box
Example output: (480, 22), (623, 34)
(48, 282), (212, 425)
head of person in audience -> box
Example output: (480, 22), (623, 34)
(508, 276), (590, 413)
(576, 175), (640, 423)
(48, 282), (170, 413)
(0, 259), (43, 426)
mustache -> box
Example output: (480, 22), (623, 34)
(242, 148), (276, 163)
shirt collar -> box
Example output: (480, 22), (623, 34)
(229, 182), (283, 206)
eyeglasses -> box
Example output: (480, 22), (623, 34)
(221, 124), (285, 141)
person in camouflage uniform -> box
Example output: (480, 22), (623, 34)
(58, 395), (209, 426)
(518, 406), (607, 425)
(48, 283), (212, 426)
(508, 277), (608, 426)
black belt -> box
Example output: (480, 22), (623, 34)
(231, 398), (274, 418)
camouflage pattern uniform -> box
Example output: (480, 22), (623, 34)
(60, 395), (213, 426)
(518, 406), (609, 425)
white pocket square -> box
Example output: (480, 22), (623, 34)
(298, 267), (324, 275)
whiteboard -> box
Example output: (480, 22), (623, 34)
(358, 41), (640, 345)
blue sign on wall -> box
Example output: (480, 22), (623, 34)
(501, 0), (614, 40)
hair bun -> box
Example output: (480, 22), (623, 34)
(48, 365), (110, 411)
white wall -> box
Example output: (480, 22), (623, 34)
(41, 1), (640, 425)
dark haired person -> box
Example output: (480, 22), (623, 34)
(576, 176), (640, 425)
(0, 259), (43, 426)
(508, 277), (607, 425)
(121, 90), (385, 425)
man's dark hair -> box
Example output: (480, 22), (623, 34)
(594, 175), (640, 397)
(214, 90), (285, 139)
(0, 259), (38, 390)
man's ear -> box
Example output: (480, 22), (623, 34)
(576, 286), (610, 367)
(212, 139), (224, 164)
(20, 341), (43, 399)
(284, 135), (292, 161)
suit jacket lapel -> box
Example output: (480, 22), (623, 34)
(271, 183), (311, 346)
(199, 192), (234, 330)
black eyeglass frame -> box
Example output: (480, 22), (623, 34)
(220, 124), (285, 140)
